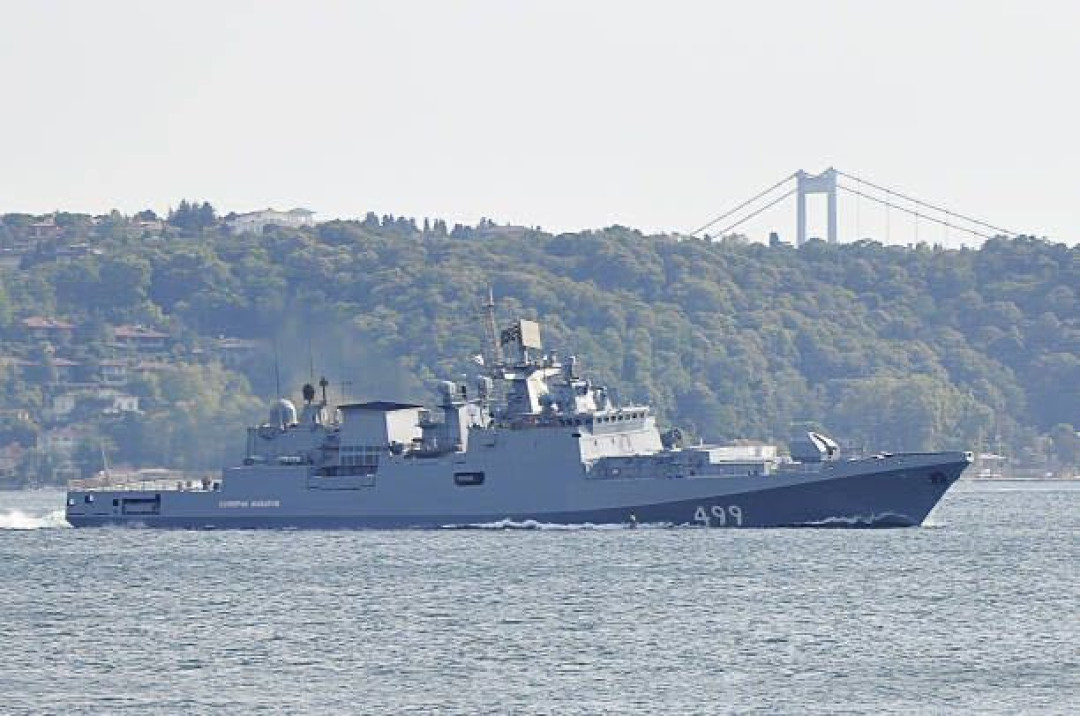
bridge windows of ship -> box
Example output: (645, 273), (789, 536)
(552, 412), (646, 429)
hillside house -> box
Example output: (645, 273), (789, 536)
(21, 317), (76, 342)
(97, 389), (140, 415)
(216, 337), (265, 367)
(99, 360), (129, 385)
(0, 408), (32, 423)
(28, 216), (64, 240)
(2, 357), (35, 381)
(52, 358), (81, 384)
(48, 393), (77, 419)
(134, 218), (164, 233)
(131, 360), (176, 377)
(5, 357), (84, 385)
(113, 325), (169, 352)
(227, 208), (315, 235)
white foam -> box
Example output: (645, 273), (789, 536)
(0, 509), (72, 530)
(441, 518), (675, 531)
(922, 512), (947, 528)
(793, 511), (914, 528)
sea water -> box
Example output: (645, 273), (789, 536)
(1, 481), (1077, 715)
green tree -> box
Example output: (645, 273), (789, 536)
(0, 278), (12, 329)
(1049, 424), (1080, 468)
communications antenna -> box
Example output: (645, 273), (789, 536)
(482, 286), (502, 369)
(273, 337), (282, 398)
(307, 328), (315, 385)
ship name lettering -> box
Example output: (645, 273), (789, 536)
(694, 504), (743, 527)
(218, 500), (281, 509)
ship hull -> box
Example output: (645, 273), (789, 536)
(65, 452), (970, 529)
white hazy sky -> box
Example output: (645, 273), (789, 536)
(1, 0), (1077, 244)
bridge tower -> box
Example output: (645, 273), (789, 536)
(795, 168), (838, 246)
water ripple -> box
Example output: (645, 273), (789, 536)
(0, 484), (1077, 714)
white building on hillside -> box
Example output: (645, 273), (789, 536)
(228, 208), (316, 235)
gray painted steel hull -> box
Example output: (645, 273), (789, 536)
(66, 452), (970, 529)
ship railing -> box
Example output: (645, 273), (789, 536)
(68, 473), (220, 493)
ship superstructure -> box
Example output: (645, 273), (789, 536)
(66, 316), (972, 528)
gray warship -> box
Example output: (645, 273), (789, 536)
(66, 313), (972, 529)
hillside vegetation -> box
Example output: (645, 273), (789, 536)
(2, 208), (1079, 482)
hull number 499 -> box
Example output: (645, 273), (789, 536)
(694, 504), (744, 527)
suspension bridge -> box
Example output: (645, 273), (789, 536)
(691, 168), (1019, 247)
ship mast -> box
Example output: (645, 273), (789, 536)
(482, 286), (503, 370)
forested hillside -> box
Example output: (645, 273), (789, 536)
(1, 208), (1079, 483)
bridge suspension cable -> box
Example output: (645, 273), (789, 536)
(835, 169), (1015, 238)
(708, 188), (796, 237)
(690, 173), (794, 237)
(835, 182), (998, 241)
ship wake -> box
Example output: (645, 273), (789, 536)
(0, 509), (72, 531)
(441, 518), (676, 531)
(788, 511), (917, 528)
